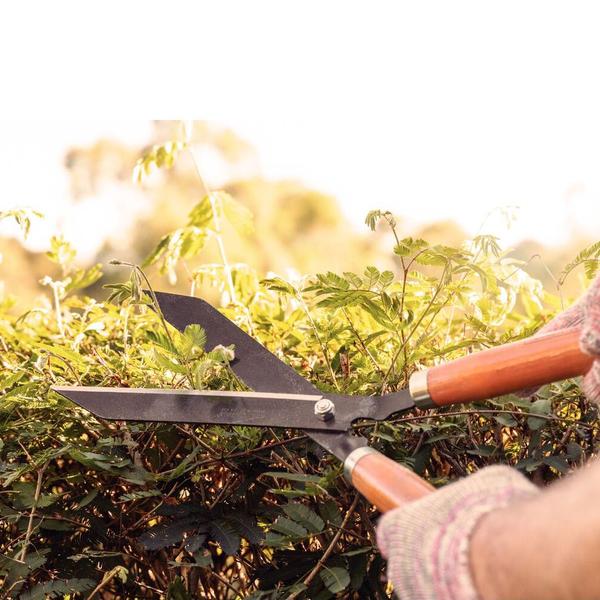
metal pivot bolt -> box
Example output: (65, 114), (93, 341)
(314, 398), (335, 421)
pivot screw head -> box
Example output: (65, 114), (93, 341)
(314, 398), (335, 421)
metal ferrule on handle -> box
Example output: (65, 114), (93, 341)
(343, 447), (434, 512)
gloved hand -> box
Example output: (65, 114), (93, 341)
(521, 274), (600, 402)
(377, 466), (538, 600)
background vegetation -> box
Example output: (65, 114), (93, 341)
(1, 130), (600, 598)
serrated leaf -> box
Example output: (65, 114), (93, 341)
(119, 489), (162, 502)
(226, 513), (264, 544)
(270, 516), (308, 538)
(210, 518), (240, 555)
(262, 472), (323, 483)
(320, 566), (350, 594)
(393, 237), (428, 257)
(178, 323), (206, 356)
(263, 531), (289, 547)
(283, 503), (324, 533)
(188, 196), (215, 229)
(65, 263), (103, 294)
(348, 552), (369, 590)
(40, 519), (73, 531)
(138, 519), (201, 551)
(20, 578), (96, 600)
(318, 500), (342, 527)
(543, 455), (570, 473)
(184, 532), (208, 553)
(528, 398), (552, 430)
(220, 192), (254, 235)
(494, 414), (517, 427)
(262, 277), (297, 295)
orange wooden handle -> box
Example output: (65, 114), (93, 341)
(347, 449), (434, 512)
(421, 326), (593, 407)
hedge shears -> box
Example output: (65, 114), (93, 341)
(54, 292), (593, 513)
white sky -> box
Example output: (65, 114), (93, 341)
(1, 2), (599, 259)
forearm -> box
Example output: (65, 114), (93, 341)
(471, 458), (600, 600)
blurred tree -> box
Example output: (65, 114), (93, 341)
(61, 122), (392, 299)
(1, 120), (592, 309)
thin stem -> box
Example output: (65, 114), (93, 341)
(381, 263), (450, 389)
(353, 408), (595, 432)
(86, 566), (127, 600)
(342, 308), (383, 376)
(122, 304), (129, 359)
(296, 289), (339, 390)
(289, 493), (360, 599)
(17, 460), (49, 563)
(185, 133), (237, 305)
(51, 283), (64, 337)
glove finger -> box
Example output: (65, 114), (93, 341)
(582, 360), (600, 405)
(581, 276), (600, 357)
(377, 508), (401, 558)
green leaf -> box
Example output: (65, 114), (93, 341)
(394, 237), (428, 257)
(0, 370), (25, 393)
(46, 235), (76, 270)
(528, 398), (552, 430)
(283, 503), (325, 533)
(226, 513), (264, 544)
(262, 472), (323, 483)
(320, 566), (350, 594)
(64, 263), (103, 294)
(119, 489), (162, 502)
(560, 240), (600, 283)
(210, 518), (241, 555)
(270, 516), (308, 538)
(166, 576), (194, 600)
(0, 207), (42, 239)
(193, 549), (213, 567)
(40, 519), (74, 531)
(494, 414), (518, 427)
(20, 578), (96, 600)
(184, 533), (208, 553)
(262, 277), (297, 295)
(348, 552), (369, 590)
(37, 342), (86, 368)
(263, 531), (289, 547)
(318, 500), (342, 527)
(180, 323), (207, 354)
(138, 519), (200, 551)
(220, 191), (254, 235)
(544, 455), (570, 473)
(188, 196), (215, 229)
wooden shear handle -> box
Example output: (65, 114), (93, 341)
(410, 326), (593, 408)
(347, 326), (594, 512)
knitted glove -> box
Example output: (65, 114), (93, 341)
(377, 466), (538, 600)
(520, 274), (600, 402)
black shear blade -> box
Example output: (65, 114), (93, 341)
(53, 386), (412, 432)
(147, 291), (414, 460)
(151, 291), (317, 395)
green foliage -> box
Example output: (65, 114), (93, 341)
(143, 191), (253, 285)
(133, 141), (185, 183)
(560, 240), (600, 283)
(1, 154), (599, 597)
(0, 207), (43, 239)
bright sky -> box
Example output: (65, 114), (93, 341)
(1, 2), (599, 259)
